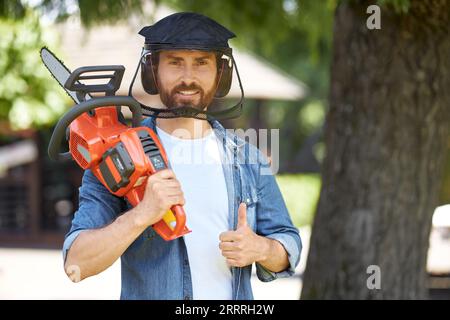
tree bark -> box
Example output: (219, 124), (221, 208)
(301, 0), (450, 299)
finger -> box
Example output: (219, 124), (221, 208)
(225, 258), (240, 267)
(156, 169), (176, 180)
(221, 250), (239, 259)
(237, 203), (247, 228)
(167, 195), (185, 206)
(219, 231), (241, 242)
(147, 170), (175, 186)
(163, 181), (182, 190)
(219, 241), (236, 251)
(163, 187), (184, 196)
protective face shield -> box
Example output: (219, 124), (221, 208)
(140, 47), (233, 98)
(128, 12), (244, 120)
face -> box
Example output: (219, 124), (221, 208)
(156, 50), (218, 110)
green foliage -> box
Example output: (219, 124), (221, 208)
(276, 173), (321, 227)
(0, 9), (69, 130)
(18, 0), (145, 27)
(378, 0), (411, 14)
(298, 99), (326, 133)
(76, 0), (144, 27)
(0, 0), (25, 19)
(165, 0), (288, 54)
(166, 0), (336, 89)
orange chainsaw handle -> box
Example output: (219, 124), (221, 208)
(170, 204), (187, 236)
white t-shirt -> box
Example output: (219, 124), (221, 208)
(156, 126), (232, 300)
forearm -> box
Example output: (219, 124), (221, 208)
(255, 235), (289, 273)
(65, 207), (147, 282)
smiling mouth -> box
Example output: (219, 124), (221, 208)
(177, 90), (200, 96)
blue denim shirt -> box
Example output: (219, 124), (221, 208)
(63, 117), (302, 300)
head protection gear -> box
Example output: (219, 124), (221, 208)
(128, 12), (244, 120)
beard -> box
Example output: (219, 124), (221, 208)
(158, 81), (216, 111)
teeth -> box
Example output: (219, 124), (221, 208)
(178, 90), (198, 95)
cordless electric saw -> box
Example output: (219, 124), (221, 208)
(40, 47), (190, 241)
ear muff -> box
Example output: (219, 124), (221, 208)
(140, 52), (159, 95)
(215, 53), (233, 98)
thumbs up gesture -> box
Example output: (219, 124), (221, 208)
(219, 203), (266, 268)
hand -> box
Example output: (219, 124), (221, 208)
(134, 169), (185, 227)
(219, 203), (267, 267)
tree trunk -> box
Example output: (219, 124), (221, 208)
(301, 0), (450, 299)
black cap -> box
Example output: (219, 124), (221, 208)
(139, 12), (236, 51)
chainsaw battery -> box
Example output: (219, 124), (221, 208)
(99, 142), (135, 192)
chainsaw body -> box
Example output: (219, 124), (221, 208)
(48, 65), (190, 241)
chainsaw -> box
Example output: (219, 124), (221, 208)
(40, 47), (190, 241)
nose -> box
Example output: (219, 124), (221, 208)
(181, 65), (195, 84)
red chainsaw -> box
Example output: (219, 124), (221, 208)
(43, 48), (190, 241)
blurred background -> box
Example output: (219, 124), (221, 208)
(0, 0), (449, 300)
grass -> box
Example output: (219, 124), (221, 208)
(275, 174), (321, 227)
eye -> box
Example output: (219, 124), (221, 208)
(169, 60), (180, 66)
(197, 60), (208, 66)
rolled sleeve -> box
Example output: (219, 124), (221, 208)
(256, 232), (302, 282)
(62, 229), (86, 263)
(62, 169), (125, 263)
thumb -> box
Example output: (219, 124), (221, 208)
(237, 203), (247, 229)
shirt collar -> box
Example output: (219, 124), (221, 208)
(145, 116), (240, 149)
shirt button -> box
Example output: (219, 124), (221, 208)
(184, 295), (191, 300)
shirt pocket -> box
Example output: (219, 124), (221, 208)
(240, 188), (258, 231)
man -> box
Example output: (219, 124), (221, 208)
(63, 12), (301, 300)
